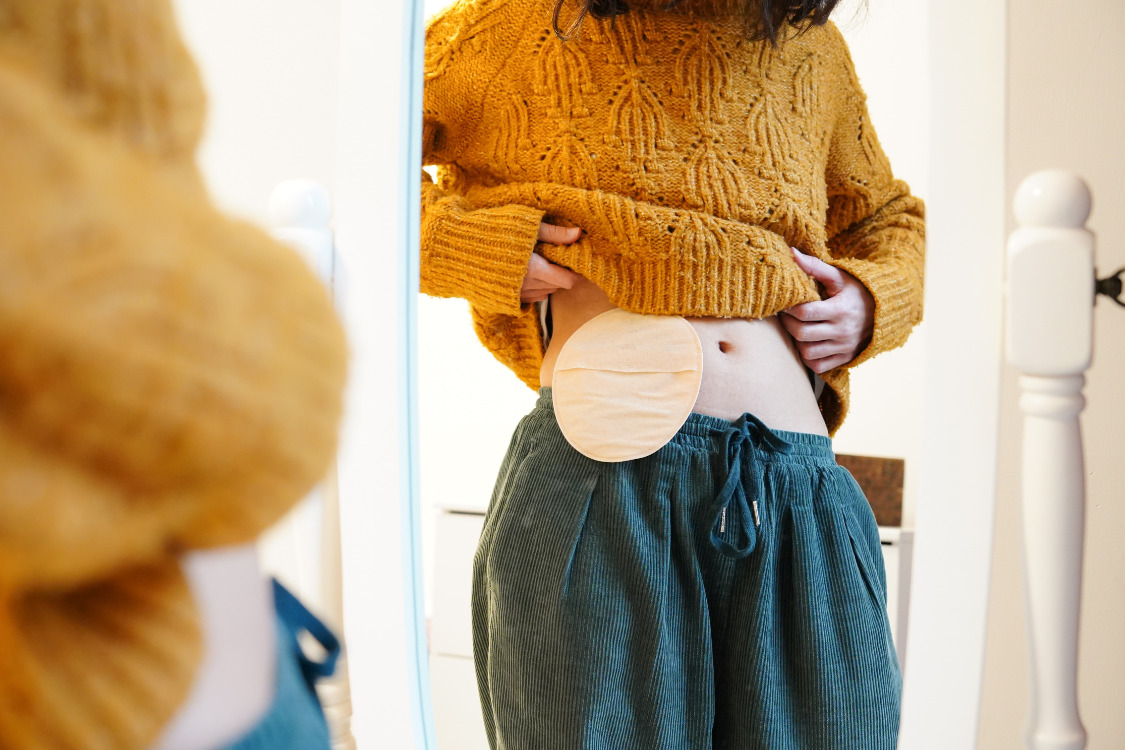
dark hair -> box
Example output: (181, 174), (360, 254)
(551, 0), (845, 45)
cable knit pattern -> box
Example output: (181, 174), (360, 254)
(0, 2), (347, 748)
(423, 0), (924, 434)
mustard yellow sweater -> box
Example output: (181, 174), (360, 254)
(0, 2), (346, 748)
(421, 0), (924, 434)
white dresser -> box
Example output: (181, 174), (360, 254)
(430, 505), (914, 750)
(430, 507), (490, 750)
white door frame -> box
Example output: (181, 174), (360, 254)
(898, 0), (1007, 747)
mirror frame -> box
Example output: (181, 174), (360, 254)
(333, 0), (433, 747)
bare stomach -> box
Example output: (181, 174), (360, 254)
(540, 276), (829, 436)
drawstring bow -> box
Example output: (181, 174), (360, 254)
(708, 414), (792, 559)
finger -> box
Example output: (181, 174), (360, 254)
(522, 275), (564, 287)
(782, 299), (838, 323)
(790, 247), (848, 295)
(784, 319), (838, 344)
(800, 292), (867, 339)
(521, 282), (562, 294)
(778, 311), (801, 338)
(520, 285), (556, 300)
(796, 339), (846, 362)
(538, 223), (583, 245)
(779, 311), (814, 340)
(531, 264), (580, 289)
(806, 353), (851, 374)
(521, 292), (551, 303)
(527, 253), (580, 289)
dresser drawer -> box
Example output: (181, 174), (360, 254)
(430, 653), (490, 750)
(432, 511), (485, 658)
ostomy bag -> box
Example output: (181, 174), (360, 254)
(552, 309), (703, 462)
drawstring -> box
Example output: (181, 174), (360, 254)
(709, 414), (793, 559)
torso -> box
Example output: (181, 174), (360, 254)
(540, 275), (829, 437)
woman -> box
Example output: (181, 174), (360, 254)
(422, 0), (924, 747)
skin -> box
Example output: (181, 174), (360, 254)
(781, 247), (876, 373)
(522, 222), (876, 374)
(520, 223), (584, 303)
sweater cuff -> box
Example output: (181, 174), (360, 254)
(828, 255), (923, 369)
(421, 203), (545, 316)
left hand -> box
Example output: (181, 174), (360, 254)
(780, 247), (875, 374)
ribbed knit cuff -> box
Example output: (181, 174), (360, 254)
(817, 367), (849, 436)
(471, 305), (545, 390)
(0, 560), (200, 750)
(421, 202), (545, 316)
(828, 254), (923, 369)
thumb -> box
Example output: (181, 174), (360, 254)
(538, 223), (582, 245)
(790, 247), (846, 295)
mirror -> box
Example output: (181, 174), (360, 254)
(410, 0), (1004, 748)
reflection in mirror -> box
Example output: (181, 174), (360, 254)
(416, 0), (930, 748)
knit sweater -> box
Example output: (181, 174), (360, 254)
(0, 2), (347, 748)
(421, 0), (925, 434)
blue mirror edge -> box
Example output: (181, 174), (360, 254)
(400, 0), (436, 747)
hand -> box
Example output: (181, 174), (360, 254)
(780, 247), (875, 374)
(520, 223), (583, 303)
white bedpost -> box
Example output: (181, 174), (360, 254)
(270, 180), (336, 284)
(269, 180), (357, 750)
(1006, 170), (1093, 750)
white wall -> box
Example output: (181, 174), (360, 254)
(418, 0), (536, 520)
(415, 1), (538, 620)
(831, 0), (929, 527)
(978, 1), (1125, 746)
(173, 1), (342, 225)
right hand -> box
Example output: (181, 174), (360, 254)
(520, 223), (584, 303)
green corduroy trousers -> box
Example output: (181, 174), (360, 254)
(472, 388), (900, 750)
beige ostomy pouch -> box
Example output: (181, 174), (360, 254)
(552, 309), (704, 462)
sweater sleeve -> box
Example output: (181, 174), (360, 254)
(420, 1), (544, 316)
(822, 26), (926, 369)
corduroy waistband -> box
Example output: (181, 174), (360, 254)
(533, 387), (835, 463)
